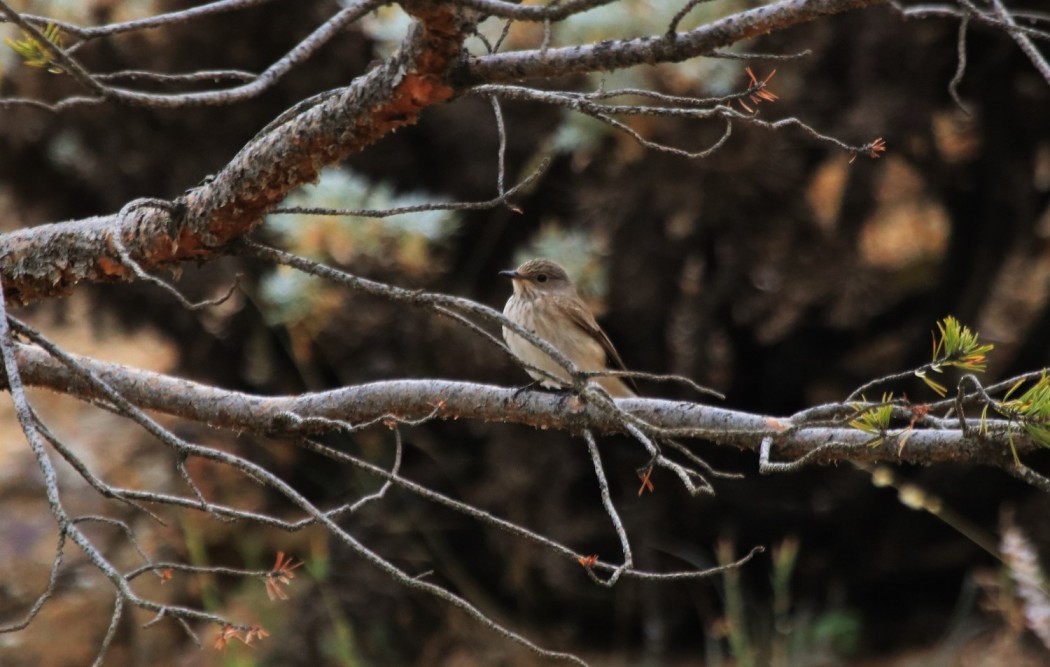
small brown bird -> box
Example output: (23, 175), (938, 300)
(500, 258), (636, 398)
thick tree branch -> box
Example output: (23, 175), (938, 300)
(6, 341), (1036, 468)
(463, 0), (887, 83)
(0, 0), (894, 306)
(3, 0), (1048, 660)
(0, 1), (475, 305)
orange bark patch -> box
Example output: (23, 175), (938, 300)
(97, 255), (125, 277)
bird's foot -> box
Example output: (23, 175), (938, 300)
(512, 380), (541, 399)
(512, 381), (574, 400)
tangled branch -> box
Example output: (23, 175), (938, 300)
(2, 0), (1050, 663)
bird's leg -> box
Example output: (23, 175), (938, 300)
(512, 380), (542, 399)
(513, 381), (575, 400)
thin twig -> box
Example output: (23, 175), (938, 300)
(492, 18), (514, 53)
(988, 0), (1050, 86)
(0, 532), (66, 632)
(489, 95), (508, 200)
(582, 429), (633, 587)
(472, 83), (880, 159)
(271, 156), (550, 217)
(238, 240), (581, 391)
(92, 593), (125, 667)
(94, 69), (257, 84)
(73, 515), (154, 567)
(710, 48), (812, 61)
(759, 435), (837, 473)
(668, 0), (716, 36)
(1008, 462), (1050, 493)
(31, 411), (166, 523)
(9, 0), (281, 40)
(109, 232), (240, 310)
(949, 14), (972, 114)
(453, 0), (617, 21)
(663, 438), (743, 480)
(0, 0), (384, 109)
(5, 320), (588, 665)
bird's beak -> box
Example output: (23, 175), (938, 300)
(499, 269), (520, 279)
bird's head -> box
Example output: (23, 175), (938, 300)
(499, 259), (573, 299)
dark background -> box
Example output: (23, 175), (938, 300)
(2, 0), (1050, 664)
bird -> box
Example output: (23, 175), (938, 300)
(499, 258), (636, 398)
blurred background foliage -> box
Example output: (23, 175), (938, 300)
(3, 0), (1050, 665)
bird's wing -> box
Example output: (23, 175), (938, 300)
(563, 298), (639, 393)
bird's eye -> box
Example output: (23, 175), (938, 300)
(536, 273), (548, 283)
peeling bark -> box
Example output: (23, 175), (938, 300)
(0, 0), (892, 306)
(0, 1), (475, 305)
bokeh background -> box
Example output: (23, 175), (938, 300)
(2, 0), (1050, 665)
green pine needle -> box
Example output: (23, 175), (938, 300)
(5, 23), (65, 74)
(1015, 376), (1050, 447)
(917, 316), (994, 396)
(931, 315), (993, 371)
(849, 393), (895, 447)
(995, 372), (1050, 454)
(915, 369), (948, 397)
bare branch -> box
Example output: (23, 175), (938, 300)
(3, 318), (587, 664)
(0, 2), (109, 98)
(0, 278), (244, 652)
(451, 0), (618, 21)
(891, 1), (1050, 42)
(271, 157), (550, 217)
(489, 94), (509, 199)
(583, 430), (633, 587)
(0, 532), (66, 633)
(988, 0), (1050, 86)
(30, 412), (166, 523)
(710, 48), (813, 61)
(0, 0), (386, 108)
(94, 69), (258, 85)
(949, 13), (972, 114)
(668, 0), (717, 37)
(465, 0), (887, 83)
(492, 16), (514, 52)
(92, 593), (125, 667)
(759, 435), (837, 473)
(73, 516), (154, 566)
(7, 0), (282, 40)
(470, 84), (880, 158)
(1007, 461), (1050, 493)
(238, 241), (583, 390)
(6, 0), (1040, 660)
(0, 0), (889, 306)
(125, 562), (269, 582)
(6, 337), (1041, 468)
(109, 232), (240, 310)
(0, 3), (473, 305)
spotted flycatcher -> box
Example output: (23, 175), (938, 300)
(500, 258), (636, 397)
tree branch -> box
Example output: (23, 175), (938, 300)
(6, 0), (282, 41)
(463, 0), (887, 83)
(0, 1), (475, 305)
(5, 341), (1037, 467)
(0, 0), (891, 305)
